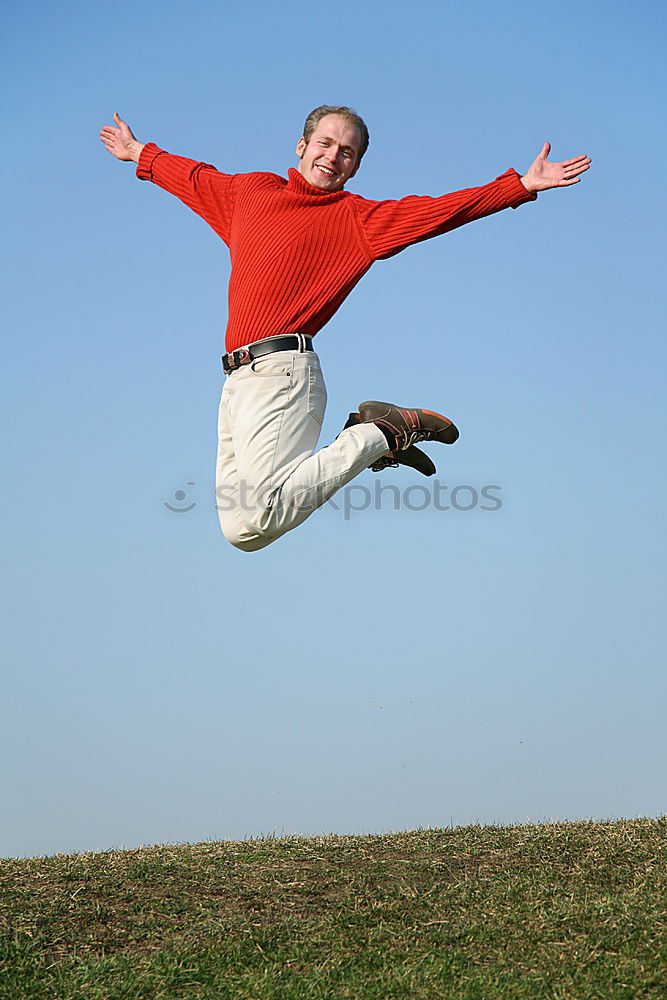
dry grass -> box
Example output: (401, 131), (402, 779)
(2, 818), (666, 998)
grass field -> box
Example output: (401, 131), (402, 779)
(1, 818), (665, 999)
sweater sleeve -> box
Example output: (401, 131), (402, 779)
(136, 142), (239, 245)
(352, 168), (537, 261)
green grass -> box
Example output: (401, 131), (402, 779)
(1, 818), (665, 999)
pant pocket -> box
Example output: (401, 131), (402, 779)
(250, 352), (294, 378)
(308, 364), (327, 426)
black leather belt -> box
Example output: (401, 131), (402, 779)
(222, 334), (314, 374)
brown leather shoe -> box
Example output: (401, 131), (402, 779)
(370, 450), (436, 476)
(342, 413), (436, 477)
(358, 400), (459, 449)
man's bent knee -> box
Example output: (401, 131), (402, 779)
(218, 495), (300, 552)
(227, 534), (275, 553)
(218, 516), (280, 553)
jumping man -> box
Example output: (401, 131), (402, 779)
(99, 106), (590, 552)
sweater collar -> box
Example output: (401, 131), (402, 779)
(286, 167), (349, 201)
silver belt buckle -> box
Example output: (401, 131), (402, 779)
(223, 347), (250, 372)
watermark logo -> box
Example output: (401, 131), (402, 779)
(325, 480), (503, 520)
(163, 482), (197, 513)
(164, 479), (502, 518)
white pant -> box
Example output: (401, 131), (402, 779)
(215, 348), (389, 551)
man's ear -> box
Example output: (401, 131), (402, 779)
(295, 137), (306, 158)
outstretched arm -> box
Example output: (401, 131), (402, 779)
(355, 168), (536, 261)
(99, 112), (145, 163)
(521, 142), (591, 193)
(99, 112), (238, 245)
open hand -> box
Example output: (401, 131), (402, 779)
(521, 143), (591, 193)
(99, 113), (144, 163)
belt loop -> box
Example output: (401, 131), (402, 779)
(297, 333), (305, 353)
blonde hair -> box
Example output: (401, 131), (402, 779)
(302, 105), (370, 166)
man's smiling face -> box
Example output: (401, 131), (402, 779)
(295, 114), (361, 192)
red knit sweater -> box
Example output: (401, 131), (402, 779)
(137, 143), (536, 352)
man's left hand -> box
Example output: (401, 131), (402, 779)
(521, 142), (591, 193)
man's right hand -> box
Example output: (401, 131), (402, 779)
(99, 113), (145, 163)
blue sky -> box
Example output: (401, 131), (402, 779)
(2, 0), (665, 857)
